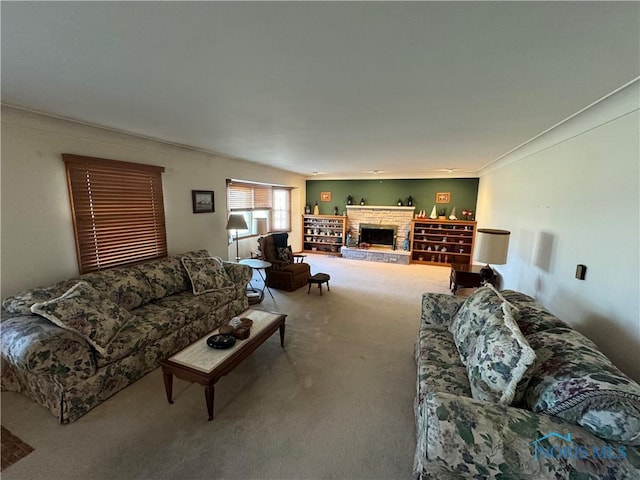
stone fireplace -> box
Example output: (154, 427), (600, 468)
(342, 206), (415, 263)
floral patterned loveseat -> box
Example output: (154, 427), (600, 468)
(414, 286), (640, 479)
(1, 250), (252, 424)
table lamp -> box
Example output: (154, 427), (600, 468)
(226, 214), (248, 262)
(255, 218), (268, 237)
(473, 228), (510, 282)
(254, 218), (269, 259)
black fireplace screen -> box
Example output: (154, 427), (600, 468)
(359, 224), (397, 249)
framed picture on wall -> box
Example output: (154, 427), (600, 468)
(436, 192), (450, 203)
(320, 191), (332, 202)
(192, 190), (215, 213)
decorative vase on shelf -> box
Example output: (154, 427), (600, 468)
(313, 202), (319, 215)
(429, 205), (437, 219)
(407, 196), (414, 206)
(333, 206), (339, 215)
(347, 196), (353, 205)
(305, 204), (311, 214)
(449, 206), (457, 220)
(360, 198), (365, 206)
(397, 198), (403, 206)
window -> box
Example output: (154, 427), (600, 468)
(272, 187), (291, 232)
(64, 154), (167, 274)
(226, 179), (291, 239)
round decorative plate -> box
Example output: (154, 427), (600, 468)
(206, 334), (236, 349)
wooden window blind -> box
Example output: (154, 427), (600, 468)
(63, 154), (167, 274)
(226, 180), (273, 211)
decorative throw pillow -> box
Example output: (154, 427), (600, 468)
(30, 281), (132, 355)
(272, 233), (288, 248)
(180, 256), (234, 295)
(525, 327), (640, 445)
(2, 278), (81, 315)
(466, 302), (536, 405)
(277, 246), (293, 263)
(449, 286), (515, 366)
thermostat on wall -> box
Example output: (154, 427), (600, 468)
(575, 264), (587, 280)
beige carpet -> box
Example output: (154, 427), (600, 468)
(0, 255), (451, 480)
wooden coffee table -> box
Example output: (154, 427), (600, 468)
(160, 308), (286, 420)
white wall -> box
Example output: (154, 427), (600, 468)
(1, 107), (306, 296)
(476, 82), (640, 382)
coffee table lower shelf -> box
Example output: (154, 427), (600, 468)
(160, 309), (286, 421)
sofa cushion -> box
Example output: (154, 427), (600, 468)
(80, 267), (155, 311)
(466, 302), (536, 405)
(526, 327), (640, 445)
(181, 256), (234, 295)
(152, 288), (238, 325)
(416, 361), (472, 405)
(415, 391), (640, 480)
(2, 278), (81, 316)
(95, 304), (182, 367)
(30, 281), (132, 355)
(135, 257), (190, 300)
(499, 290), (540, 308)
(449, 286), (514, 365)
(415, 328), (461, 365)
(514, 306), (567, 336)
(420, 293), (465, 331)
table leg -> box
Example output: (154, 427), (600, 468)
(163, 371), (174, 404)
(205, 384), (215, 421)
(279, 323), (286, 347)
(257, 268), (275, 300)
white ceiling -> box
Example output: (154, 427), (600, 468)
(2, 2), (639, 179)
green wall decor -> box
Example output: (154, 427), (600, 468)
(306, 178), (479, 216)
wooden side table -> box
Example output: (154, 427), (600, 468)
(449, 263), (495, 294)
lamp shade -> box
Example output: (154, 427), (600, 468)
(474, 229), (510, 265)
(255, 218), (268, 236)
(226, 214), (248, 231)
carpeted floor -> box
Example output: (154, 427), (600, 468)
(1, 426), (34, 471)
(0, 254), (452, 479)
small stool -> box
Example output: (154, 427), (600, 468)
(307, 273), (330, 295)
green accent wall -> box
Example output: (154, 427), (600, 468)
(306, 178), (479, 217)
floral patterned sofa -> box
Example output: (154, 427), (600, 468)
(1, 250), (252, 424)
(414, 286), (640, 479)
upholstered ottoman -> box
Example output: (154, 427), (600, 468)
(307, 273), (330, 295)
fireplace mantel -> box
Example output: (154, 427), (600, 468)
(346, 205), (415, 211)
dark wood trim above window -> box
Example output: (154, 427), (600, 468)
(63, 154), (167, 274)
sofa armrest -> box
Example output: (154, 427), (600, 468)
(222, 262), (252, 287)
(414, 391), (639, 479)
(0, 314), (96, 382)
(420, 293), (465, 330)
